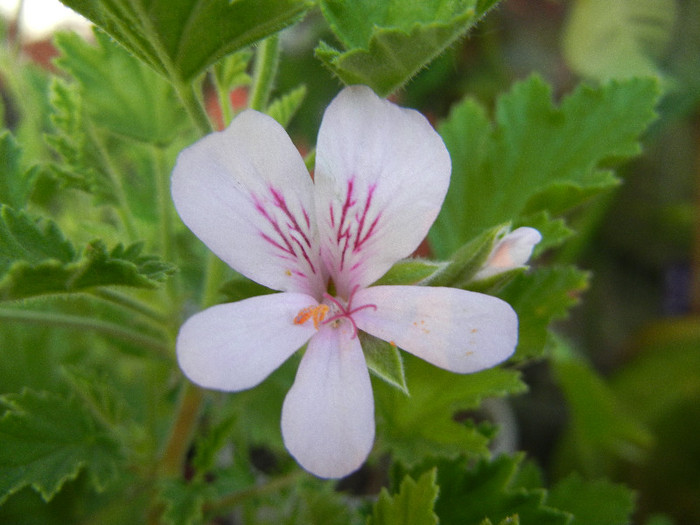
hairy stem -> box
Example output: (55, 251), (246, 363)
(248, 34), (280, 112)
(0, 307), (170, 357)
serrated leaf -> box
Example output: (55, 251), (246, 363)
(548, 474), (635, 525)
(563, 0), (677, 80)
(0, 389), (122, 504)
(360, 332), (408, 394)
(0, 131), (35, 209)
(58, 0), (313, 83)
(45, 77), (115, 204)
(369, 469), (439, 525)
(0, 239), (175, 301)
(430, 455), (571, 525)
(159, 478), (208, 525)
(54, 29), (187, 145)
(317, 0), (499, 96)
(430, 76), (660, 259)
(266, 84), (307, 128)
(375, 355), (526, 465)
(500, 266), (589, 361)
(0, 206), (74, 274)
(214, 49), (253, 92)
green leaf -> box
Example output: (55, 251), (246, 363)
(552, 348), (653, 478)
(429, 455), (571, 525)
(159, 478), (208, 525)
(563, 0), (677, 80)
(58, 0), (313, 83)
(548, 474), (635, 525)
(369, 469), (439, 525)
(45, 77), (115, 204)
(500, 266), (589, 361)
(266, 84), (308, 128)
(317, 0), (499, 96)
(214, 49), (253, 92)
(360, 332), (408, 394)
(0, 131), (35, 209)
(0, 239), (175, 301)
(0, 206), (75, 274)
(375, 355), (526, 465)
(219, 273), (276, 303)
(0, 389), (122, 504)
(430, 76), (660, 259)
(54, 29), (187, 144)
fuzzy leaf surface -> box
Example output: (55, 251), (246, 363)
(430, 76), (659, 258)
(369, 469), (439, 525)
(0, 389), (122, 504)
(54, 30), (187, 144)
(317, 0), (500, 96)
(430, 455), (571, 525)
(58, 0), (313, 82)
(375, 355), (525, 465)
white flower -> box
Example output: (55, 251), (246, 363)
(473, 227), (542, 281)
(171, 86), (518, 478)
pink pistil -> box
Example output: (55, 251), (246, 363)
(321, 286), (376, 338)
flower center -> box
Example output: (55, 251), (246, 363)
(293, 286), (376, 338)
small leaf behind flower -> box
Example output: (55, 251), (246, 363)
(369, 469), (439, 525)
(0, 389), (122, 504)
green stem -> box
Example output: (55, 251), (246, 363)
(92, 288), (168, 324)
(86, 122), (139, 240)
(158, 382), (204, 477)
(153, 145), (180, 303)
(0, 307), (170, 357)
(174, 78), (213, 135)
(204, 471), (302, 517)
(248, 34), (280, 112)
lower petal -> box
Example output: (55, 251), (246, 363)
(177, 293), (318, 391)
(353, 286), (518, 374)
(281, 326), (375, 478)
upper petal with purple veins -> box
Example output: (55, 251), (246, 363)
(314, 86), (452, 298)
(171, 109), (326, 297)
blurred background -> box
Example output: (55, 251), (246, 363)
(1, 0), (698, 522)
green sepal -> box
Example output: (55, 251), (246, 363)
(369, 469), (439, 525)
(360, 331), (408, 395)
(374, 258), (445, 286)
(0, 389), (123, 504)
(428, 223), (506, 288)
(316, 0), (500, 96)
(58, 0), (313, 83)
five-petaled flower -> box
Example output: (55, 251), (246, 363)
(171, 86), (519, 478)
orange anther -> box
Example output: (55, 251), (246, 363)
(294, 304), (329, 330)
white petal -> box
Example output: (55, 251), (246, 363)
(354, 286), (518, 373)
(314, 86), (451, 298)
(172, 110), (326, 297)
(474, 227), (542, 280)
(177, 293), (318, 391)
(281, 326), (374, 478)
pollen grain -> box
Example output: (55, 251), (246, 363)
(294, 304), (330, 330)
